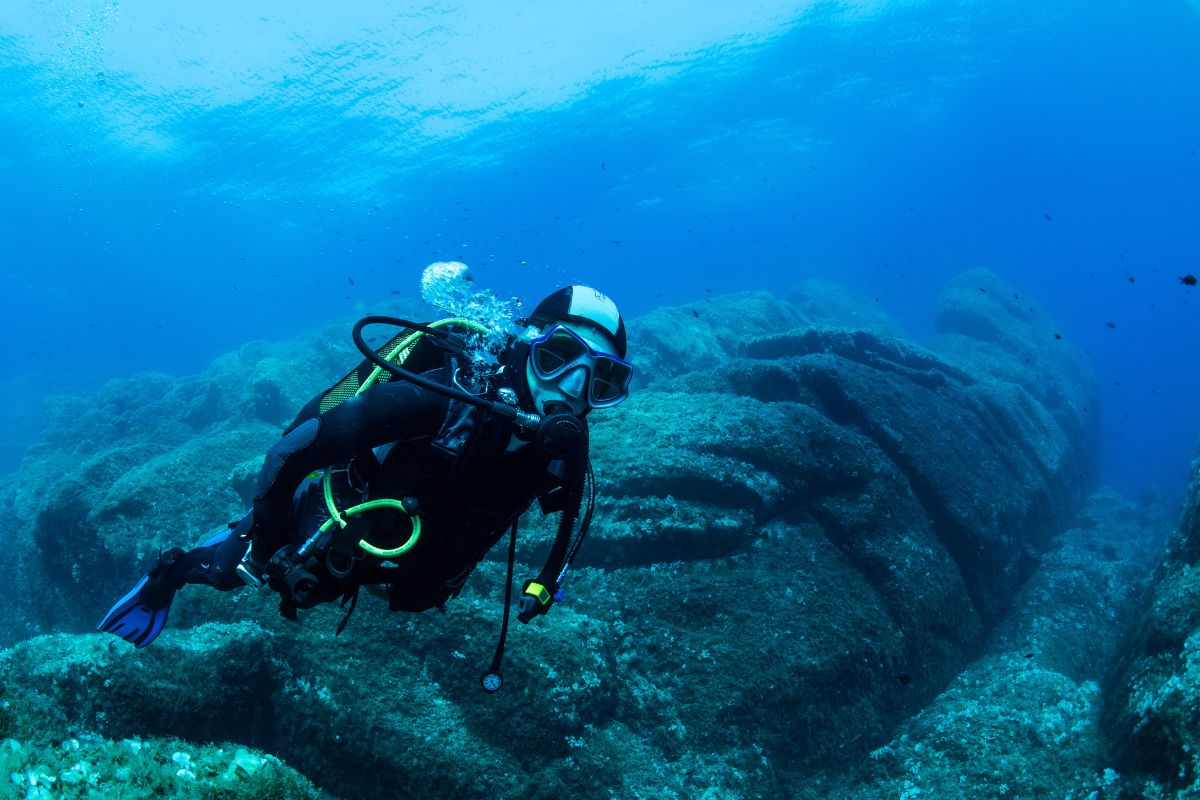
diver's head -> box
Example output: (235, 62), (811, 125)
(520, 285), (632, 416)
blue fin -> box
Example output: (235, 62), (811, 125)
(97, 574), (174, 648)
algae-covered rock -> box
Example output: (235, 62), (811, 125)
(0, 275), (1105, 799)
(989, 489), (1167, 683)
(839, 654), (1110, 800)
(0, 607), (776, 800)
(785, 278), (901, 335)
(0, 736), (320, 799)
(932, 268), (1097, 459)
(0, 725), (317, 800)
(625, 290), (805, 388)
(817, 488), (1166, 800)
(680, 322), (1085, 625)
(1105, 453), (1200, 797)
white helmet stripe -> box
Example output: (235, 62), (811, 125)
(567, 287), (621, 339)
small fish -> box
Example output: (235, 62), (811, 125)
(1181, 274), (1198, 286)
(978, 287), (987, 293)
(390, 290), (401, 295)
(691, 309), (699, 318)
(1024, 653), (1035, 659)
(1105, 321), (1116, 329)
(1012, 293), (1020, 300)
(896, 673), (912, 686)
(348, 277), (355, 286)
(1053, 332), (1062, 340)
(1043, 213), (1053, 221)
(611, 240), (621, 245)
(601, 161), (606, 171)
(1128, 276), (1135, 284)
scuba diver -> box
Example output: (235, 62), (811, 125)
(98, 283), (632, 690)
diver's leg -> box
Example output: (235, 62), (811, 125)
(99, 478), (330, 647)
(169, 476), (328, 591)
(169, 514), (253, 592)
(97, 515), (250, 647)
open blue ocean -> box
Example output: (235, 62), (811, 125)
(3, 0), (1197, 500)
(2, 3), (1200, 799)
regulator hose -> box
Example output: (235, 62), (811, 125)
(352, 315), (540, 434)
(518, 407), (589, 623)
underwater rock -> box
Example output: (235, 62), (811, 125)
(785, 278), (901, 335)
(626, 284), (899, 393)
(932, 267), (1098, 457)
(625, 290), (805, 388)
(837, 653), (1110, 800)
(674, 322), (1086, 625)
(988, 489), (1167, 682)
(2, 278), (1104, 797)
(1105, 453), (1200, 796)
(0, 611), (772, 799)
(0, 631), (319, 799)
(811, 489), (1166, 800)
(0, 736), (319, 800)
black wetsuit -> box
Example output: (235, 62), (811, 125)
(174, 363), (565, 615)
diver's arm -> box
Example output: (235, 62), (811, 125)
(247, 380), (446, 561)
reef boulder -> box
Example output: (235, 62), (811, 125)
(1105, 453), (1200, 796)
(2, 272), (1101, 798)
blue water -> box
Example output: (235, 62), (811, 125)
(1, 0), (1197, 499)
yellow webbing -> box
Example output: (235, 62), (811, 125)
(355, 317), (490, 397)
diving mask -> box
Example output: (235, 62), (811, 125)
(528, 323), (633, 410)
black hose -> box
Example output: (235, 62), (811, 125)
(537, 425), (589, 587)
(565, 459), (596, 568)
(351, 315), (521, 422)
(485, 520), (520, 685)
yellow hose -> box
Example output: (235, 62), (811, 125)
(314, 317), (490, 561)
